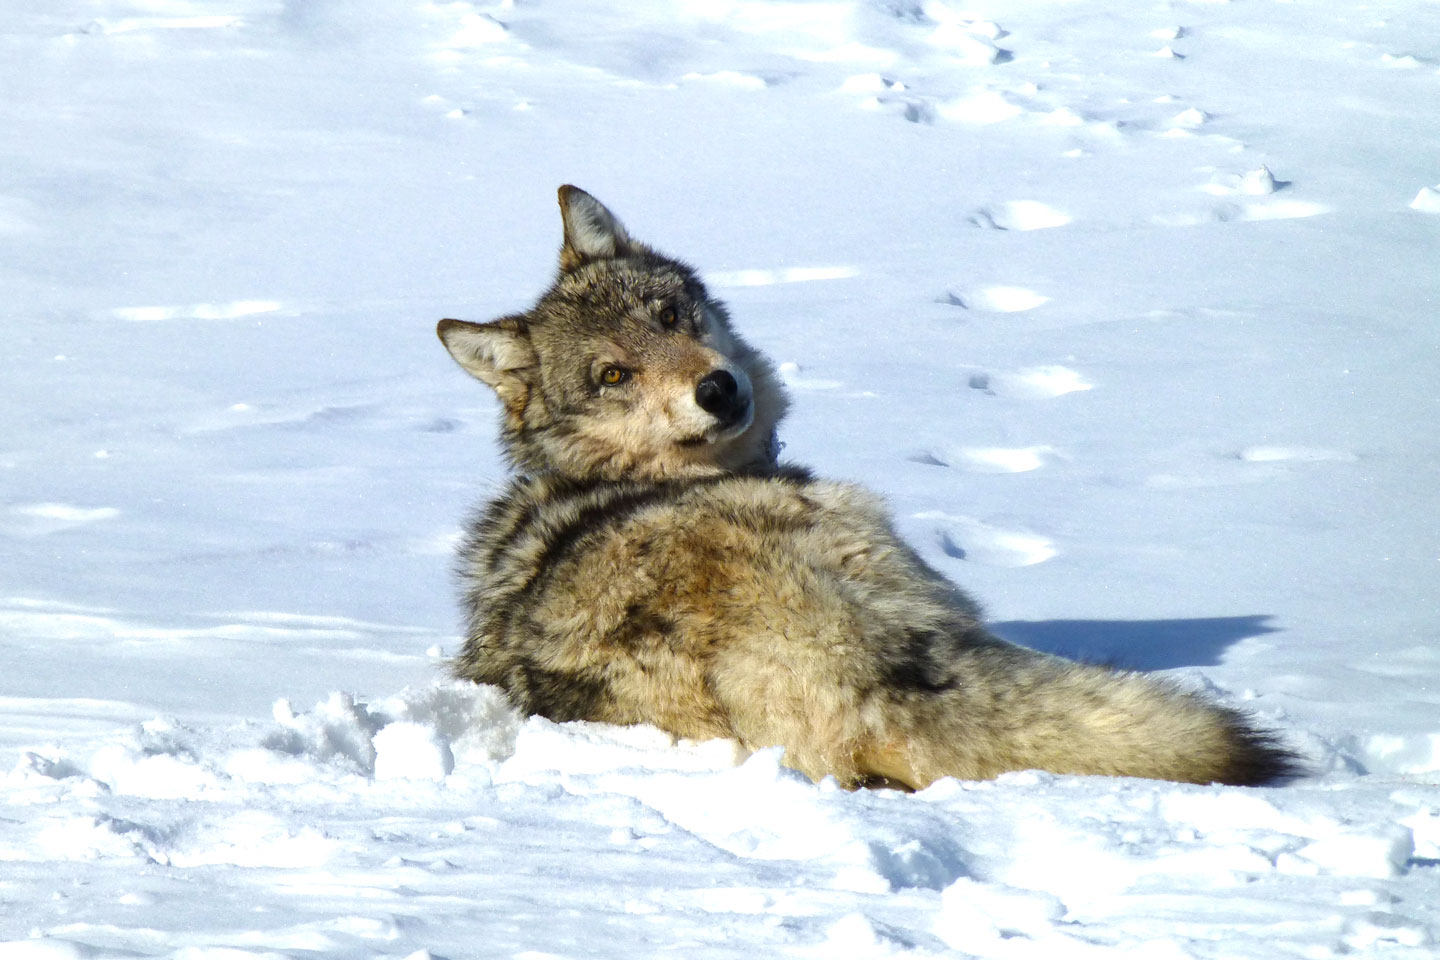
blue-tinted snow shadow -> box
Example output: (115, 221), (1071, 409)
(990, 616), (1279, 670)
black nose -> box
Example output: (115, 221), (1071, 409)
(695, 369), (745, 422)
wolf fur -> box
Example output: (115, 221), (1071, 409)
(437, 185), (1298, 790)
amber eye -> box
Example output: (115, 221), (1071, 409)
(600, 366), (628, 386)
(658, 305), (678, 328)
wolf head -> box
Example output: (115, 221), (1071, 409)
(439, 186), (789, 482)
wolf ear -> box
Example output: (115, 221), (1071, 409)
(558, 184), (635, 271)
(437, 317), (536, 412)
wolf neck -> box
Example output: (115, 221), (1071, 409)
(512, 458), (813, 500)
(503, 412), (786, 484)
(506, 427), (784, 485)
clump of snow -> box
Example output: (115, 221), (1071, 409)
(1172, 107), (1210, 127)
(934, 878), (1067, 954)
(1281, 827), (1415, 880)
(373, 721), (454, 781)
(1410, 185), (1440, 213)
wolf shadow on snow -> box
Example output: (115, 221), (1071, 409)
(992, 615), (1279, 671)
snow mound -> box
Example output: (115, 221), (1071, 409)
(4, 681), (1439, 956)
(1410, 185), (1440, 213)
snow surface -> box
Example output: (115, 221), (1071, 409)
(3, 0), (1438, 956)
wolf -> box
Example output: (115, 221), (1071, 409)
(436, 185), (1297, 790)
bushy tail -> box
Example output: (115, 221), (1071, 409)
(859, 653), (1301, 790)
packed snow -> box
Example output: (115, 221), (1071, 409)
(2, 0), (1438, 957)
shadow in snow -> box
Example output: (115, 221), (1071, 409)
(990, 615), (1279, 671)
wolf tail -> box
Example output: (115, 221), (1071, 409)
(853, 648), (1301, 790)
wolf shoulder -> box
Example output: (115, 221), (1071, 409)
(463, 468), (954, 604)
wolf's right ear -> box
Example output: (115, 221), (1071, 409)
(558, 184), (635, 271)
(437, 317), (536, 412)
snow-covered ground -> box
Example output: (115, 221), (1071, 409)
(3, 1), (1438, 956)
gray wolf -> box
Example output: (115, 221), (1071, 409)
(436, 185), (1297, 790)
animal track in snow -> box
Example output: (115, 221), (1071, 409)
(933, 90), (1025, 124)
(924, 22), (1012, 66)
(967, 365), (1094, 399)
(959, 446), (1055, 472)
(183, 401), (382, 434)
(1232, 199), (1331, 221)
(938, 286), (1049, 313)
(184, 400), (459, 437)
(6, 503), (120, 536)
(82, 15), (242, 34)
(1236, 445), (1356, 464)
(1195, 166), (1336, 221)
(1153, 199), (1331, 227)
(421, 93), (480, 119)
(969, 200), (1072, 231)
(917, 512), (1058, 567)
(1201, 165), (1288, 197)
(1170, 107), (1210, 128)
(706, 266), (859, 287)
(910, 445), (1057, 474)
(109, 300), (282, 322)
(1380, 52), (1433, 70)
(841, 73), (907, 95)
(776, 361), (842, 391)
(1358, 729), (1440, 777)
(681, 71), (768, 91)
(433, 7), (510, 54)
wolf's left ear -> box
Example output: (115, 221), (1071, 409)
(437, 317), (536, 414)
(558, 184), (635, 271)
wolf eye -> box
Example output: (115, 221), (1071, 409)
(658, 305), (679, 328)
(599, 365), (629, 386)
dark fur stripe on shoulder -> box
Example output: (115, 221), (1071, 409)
(765, 463), (815, 484)
(473, 475), (733, 625)
(519, 485), (678, 595)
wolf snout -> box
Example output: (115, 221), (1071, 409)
(695, 369), (749, 425)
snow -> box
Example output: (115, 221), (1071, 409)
(2, 0), (1438, 956)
